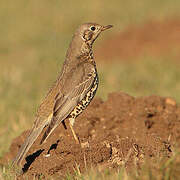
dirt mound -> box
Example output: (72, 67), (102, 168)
(1, 92), (180, 179)
(97, 18), (180, 61)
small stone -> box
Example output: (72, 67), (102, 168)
(44, 154), (50, 158)
(165, 98), (176, 106)
(81, 141), (89, 148)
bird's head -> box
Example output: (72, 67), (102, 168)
(66, 23), (113, 60)
(76, 23), (113, 46)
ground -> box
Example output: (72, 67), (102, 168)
(1, 92), (180, 179)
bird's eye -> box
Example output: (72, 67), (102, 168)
(90, 26), (96, 31)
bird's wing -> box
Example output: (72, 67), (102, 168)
(40, 69), (96, 144)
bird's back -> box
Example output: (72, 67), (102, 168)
(34, 57), (96, 126)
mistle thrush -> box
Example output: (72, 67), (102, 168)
(12, 23), (113, 166)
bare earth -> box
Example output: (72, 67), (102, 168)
(1, 92), (180, 179)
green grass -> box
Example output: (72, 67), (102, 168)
(1, 0), (180, 179)
(1, 151), (180, 179)
(98, 56), (180, 102)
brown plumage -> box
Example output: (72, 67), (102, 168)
(12, 23), (113, 166)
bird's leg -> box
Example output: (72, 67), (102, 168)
(69, 123), (79, 144)
(69, 118), (80, 144)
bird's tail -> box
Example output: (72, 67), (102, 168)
(12, 126), (44, 166)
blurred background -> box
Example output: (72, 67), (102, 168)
(1, 0), (180, 157)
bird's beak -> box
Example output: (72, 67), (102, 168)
(101, 25), (113, 31)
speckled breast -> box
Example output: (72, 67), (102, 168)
(69, 75), (98, 122)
